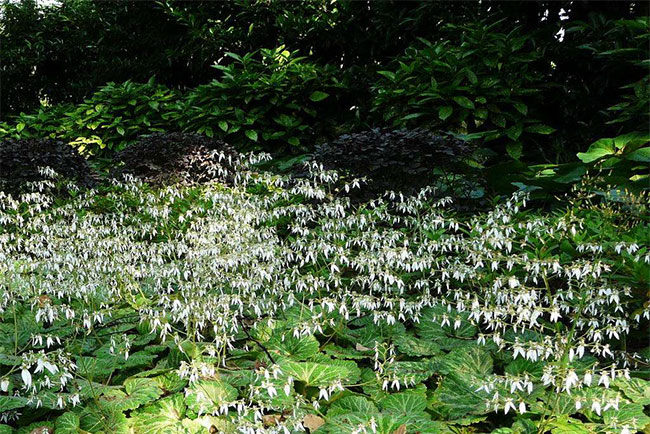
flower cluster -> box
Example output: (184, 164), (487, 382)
(0, 161), (647, 433)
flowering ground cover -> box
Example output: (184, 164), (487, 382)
(0, 157), (648, 434)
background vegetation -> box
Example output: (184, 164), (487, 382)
(0, 1), (648, 433)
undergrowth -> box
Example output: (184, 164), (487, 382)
(0, 161), (648, 434)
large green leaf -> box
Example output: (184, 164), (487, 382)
(429, 347), (493, 420)
(0, 396), (28, 412)
(440, 346), (492, 377)
(268, 333), (320, 360)
(327, 395), (378, 417)
(394, 334), (440, 357)
(101, 377), (163, 412)
(185, 380), (238, 415)
(280, 361), (353, 387)
(384, 359), (439, 384)
(415, 306), (478, 346)
(55, 412), (82, 434)
(153, 371), (188, 394)
(549, 416), (596, 434)
(613, 377), (650, 405)
(577, 138), (618, 163)
(379, 390), (427, 414)
(78, 402), (130, 434)
(130, 393), (187, 434)
(125, 377), (164, 409)
(603, 402), (650, 431)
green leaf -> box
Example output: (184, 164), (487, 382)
(218, 121), (228, 132)
(131, 393), (187, 434)
(185, 380), (238, 415)
(506, 142), (523, 160)
(626, 147), (650, 162)
(549, 416), (594, 434)
(377, 71), (396, 80)
(116, 126), (126, 136)
(124, 377), (164, 408)
(464, 69), (478, 84)
(280, 361), (352, 387)
(268, 333), (320, 361)
(245, 130), (258, 141)
(526, 124), (556, 135)
(309, 91), (329, 102)
(415, 305), (477, 346)
(506, 124), (523, 141)
(79, 402), (130, 434)
(603, 402), (650, 431)
(101, 377), (163, 411)
(430, 347), (493, 419)
(577, 139), (615, 163)
(380, 390), (427, 414)
(492, 114), (506, 128)
(384, 359), (438, 384)
(452, 96), (475, 109)
(394, 334), (440, 357)
(0, 395), (28, 412)
(514, 102), (528, 115)
(613, 377), (650, 405)
(327, 395), (378, 417)
(438, 106), (453, 121)
(153, 371), (188, 394)
(55, 412), (81, 434)
(16, 123), (25, 133)
(440, 347), (493, 378)
(401, 113), (424, 121)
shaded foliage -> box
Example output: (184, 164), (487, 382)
(313, 129), (475, 197)
(110, 133), (241, 186)
(0, 137), (94, 193)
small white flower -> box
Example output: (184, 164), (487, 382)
(21, 369), (32, 389)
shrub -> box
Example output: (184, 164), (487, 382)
(546, 14), (650, 155)
(313, 128), (476, 198)
(370, 19), (556, 160)
(63, 80), (182, 154)
(110, 133), (245, 185)
(1, 50), (345, 156)
(0, 79), (182, 156)
(0, 137), (94, 193)
(180, 47), (345, 153)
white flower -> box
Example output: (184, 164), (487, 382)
(518, 401), (526, 414)
(591, 399), (602, 416)
(21, 369), (32, 389)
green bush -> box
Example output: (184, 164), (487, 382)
(370, 19), (556, 160)
(1, 49), (346, 156)
(0, 79), (181, 155)
(180, 47), (346, 153)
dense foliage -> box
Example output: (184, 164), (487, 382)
(313, 129), (475, 198)
(0, 1), (648, 433)
(0, 164), (648, 433)
(110, 133), (241, 186)
(2, 1), (648, 158)
(0, 138), (94, 194)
